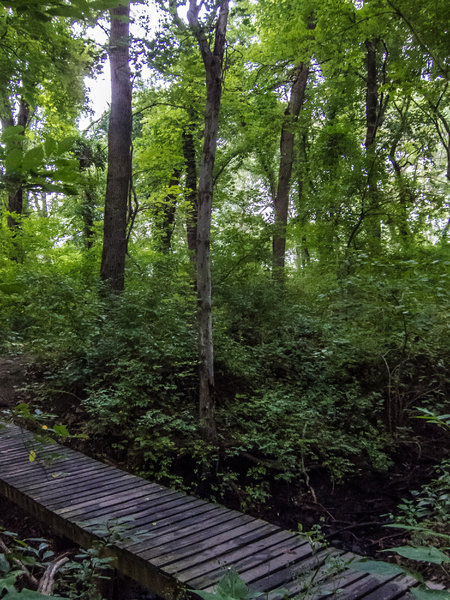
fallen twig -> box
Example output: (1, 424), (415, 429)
(37, 552), (71, 595)
(0, 537), (38, 589)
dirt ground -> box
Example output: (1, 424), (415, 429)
(0, 355), (29, 409)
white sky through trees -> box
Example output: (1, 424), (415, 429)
(81, 2), (157, 129)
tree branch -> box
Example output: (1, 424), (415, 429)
(386, 0), (447, 76)
(0, 538), (38, 590)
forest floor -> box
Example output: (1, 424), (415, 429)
(0, 355), (447, 590)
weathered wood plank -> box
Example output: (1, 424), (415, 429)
(40, 477), (154, 510)
(153, 520), (278, 568)
(304, 566), (368, 599)
(19, 463), (113, 489)
(325, 572), (400, 600)
(236, 540), (315, 588)
(181, 531), (300, 586)
(47, 474), (157, 503)
(360, 575), (417, 599)
(0, 474), (185, 599)
(124, 503), (229, 548)
(137, 512), (255, 559)
(81, 496), (208, 530)
(0, 423), (423, 600)
(278, 552), (356, 597)
(55, 484), (177, 519)
(84, 498), (211, 533)
(32, 470), (142, 503)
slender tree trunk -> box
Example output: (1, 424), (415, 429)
(365, 40), (379, 149)
(388, 141), (412, 245)
(82, 189), (95, 250)
(364, 39), (384, 250)
(156, 168), (182, 253)
(273, 63), (309, 281)
(40, 192), (48, 218)
(447, 133), (450, 181)
(186, 0), (229, 442)
(1, 98), (29, 261)
(4, 99), (30, 233)
(100, 2), (132, 292)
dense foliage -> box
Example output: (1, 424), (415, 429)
(0, 0), (448, 540)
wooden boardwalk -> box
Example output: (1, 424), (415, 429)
(0, 423), (420, 599)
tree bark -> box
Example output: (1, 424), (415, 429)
(364, 39), (387, 251)
(186, 0), (229, 443)
(365, 40), (379, 149)
(4, 99), (30, 233)
(100, 2), (132, 292)
(273, 63), (309, 281)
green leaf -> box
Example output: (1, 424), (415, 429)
(0, 553), (10, 574)
(192, 592), (218, 600)
(352, 559), (405, 578)
(387, 546), (450, 565)
(0, 574), (19, 594)
(3, 589), (66, 599)
(91, 0), (127, 9)
(14, 403), (31, 417)
(53, 424), (69, 438)
(1, 125), (24, 141)
(386, 525), (450, 541)
(4, 148), (23, 172)
(50, 5), (82, 17)
(57, 137), (75, 154)
(192, 570), (263, 600)
(44, 138), (57, 157)
(22, 146), (44, 171)
(411, 587), (450, 600)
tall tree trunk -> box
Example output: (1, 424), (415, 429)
(4, 99), (30, 233)
(186, 0), (229, 442)
(2, 98), (29, 261)
(100, 2), (132, 292)
(273, 63), (309, 281)
(364, 39), (386, 251)
(40, 192), (48, 218)
(365, 40), (379, 149)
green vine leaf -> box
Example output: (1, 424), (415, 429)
(386, 546), (450, 566)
